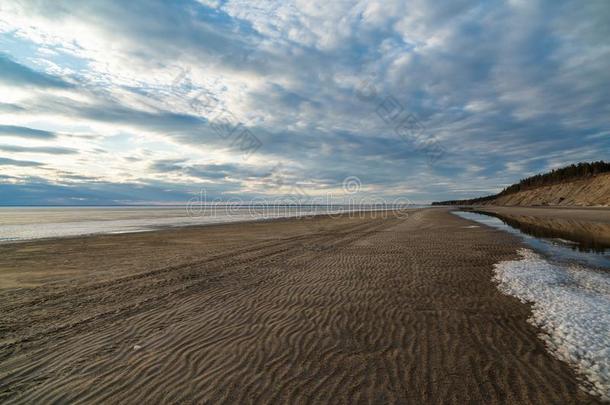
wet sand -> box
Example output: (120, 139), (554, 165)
(0, 208), (601, 404)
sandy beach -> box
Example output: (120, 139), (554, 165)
(2, 0), (609, 402)
(0, 208), (603, 404)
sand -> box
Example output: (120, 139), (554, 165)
(0, 208), (602, 404)
(482, 172), (610, 207)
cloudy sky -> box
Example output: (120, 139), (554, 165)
(0, 0), (608, 205)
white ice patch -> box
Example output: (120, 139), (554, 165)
(494, 249), (610, 400)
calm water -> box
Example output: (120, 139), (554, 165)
(0, 205), (420, 243)
(454, 211), (610, 269)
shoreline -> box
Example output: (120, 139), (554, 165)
(0, 208), (603, 403)
(0, 208), (413, 246)
(2, 204), (608, 246)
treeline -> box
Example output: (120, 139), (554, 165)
(431, 194), (495, 206)
(501, 161), (610, 194)
(432, 161), (610, 206)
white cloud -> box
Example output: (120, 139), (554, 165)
(0, 0), (608, 203)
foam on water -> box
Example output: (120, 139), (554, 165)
(494, 249), (610, 399)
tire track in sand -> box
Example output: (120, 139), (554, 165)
(0, 209), (602, 404)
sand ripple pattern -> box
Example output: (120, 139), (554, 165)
(0, 210), (601, 404)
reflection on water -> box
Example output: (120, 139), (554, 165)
(472, 210), (610, 253)
(454, 210), (610, 270)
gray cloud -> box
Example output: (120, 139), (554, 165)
(0, 156), (45, 167)
(0, 179), (205, 205)
(0, 125), (57, 139)
(150, 159), (262, 181)
(0, 103), (26, 113)
(0, 144), (78, 154)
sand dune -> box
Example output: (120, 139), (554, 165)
(487, 173), (610, 207)
(0, 209), (601, 404)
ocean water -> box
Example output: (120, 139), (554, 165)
(0, 205), (417, 243)
(454, 211), (610, 399)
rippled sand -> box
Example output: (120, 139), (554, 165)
(0, 209), (601, 404)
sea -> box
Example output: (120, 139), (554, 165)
(0, 205), (422, 243)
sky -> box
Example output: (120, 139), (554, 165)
(0, 0), (608, 205)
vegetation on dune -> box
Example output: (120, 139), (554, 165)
(432, 161), (610, 206)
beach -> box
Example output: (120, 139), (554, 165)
(0, 208), (603, 404)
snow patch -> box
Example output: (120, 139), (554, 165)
(494, 249), (610, 400)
